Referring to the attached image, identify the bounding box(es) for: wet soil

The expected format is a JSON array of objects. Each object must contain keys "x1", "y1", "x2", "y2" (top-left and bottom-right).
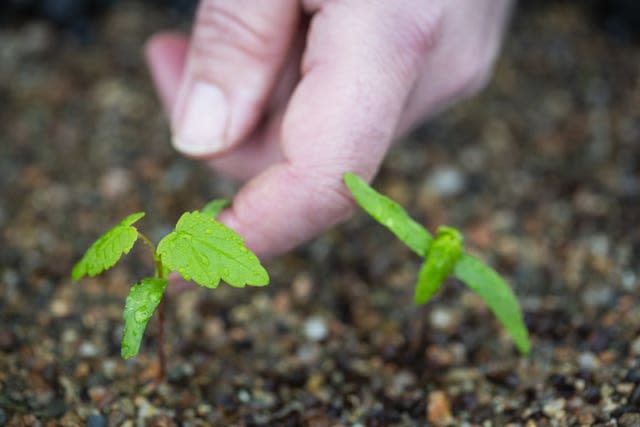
[{"x1": 1, "y1": 2, "x2": 640, "y2": 426}]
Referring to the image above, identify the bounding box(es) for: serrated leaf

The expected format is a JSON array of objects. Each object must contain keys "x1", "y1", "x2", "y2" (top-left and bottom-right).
[
  {"x1": 453, "y1": 254, "x2": 530, "y2": 354},
  {"x1": 344, "y1": 172, "x2": 432, "y2": 256},
  {"x1": 202, "y1": 199, "x2": 230, "y2": 218},
  {"x1": 157, "y1": 211, "x2": 269, "y2": 288},
  {"x1": 72, "y1": 212, "x2": 145, "y2": 280},
  {"x1": 414, "y1": 227, "x2": 463, "y2": 304},
  {"x1": 121, "y1": 277, "x2": 167, "y2": 359}
]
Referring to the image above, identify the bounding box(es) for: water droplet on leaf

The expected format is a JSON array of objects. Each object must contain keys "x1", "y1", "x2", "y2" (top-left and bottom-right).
[
  {"x1": 134, "y1": 308, "x2": 151, "y2": 322},
  {"x1": 197, "y1": 254, "x2": 210, "y2": 266}
]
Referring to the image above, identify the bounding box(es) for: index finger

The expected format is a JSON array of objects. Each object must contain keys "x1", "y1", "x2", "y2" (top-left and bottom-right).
[{"x1": 217, "y1": 1, "x2": 438, "y2": 256}]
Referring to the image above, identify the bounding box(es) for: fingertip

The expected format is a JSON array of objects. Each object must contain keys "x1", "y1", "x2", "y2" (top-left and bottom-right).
[
  {"x1": 216, "y1": 208, "x2": 270, "y2": 259},
  {"x1": 144, "y1": 32, "x2": 189, "y2": 113},
  {"x1": 144, "y1": 32, "x2": 189, "y2": 61}
]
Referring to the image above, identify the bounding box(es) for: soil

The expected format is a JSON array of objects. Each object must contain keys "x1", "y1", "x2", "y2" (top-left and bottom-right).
[{"x1": 1, "y1": 2, "x2": 640, "y2": 426}]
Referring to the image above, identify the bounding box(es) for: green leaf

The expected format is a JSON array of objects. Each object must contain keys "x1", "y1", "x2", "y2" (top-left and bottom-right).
[
  {"x1": 453, "y1": 254, "x2": 530, "y2": 354},
  {"x1": 414, "y1": 227, "x2": 463, "y2": 304},
  {"x1": 121, "y1": 277, "x2": 167, "y2": 359},
  {"x1": 72, "y1": 212, "x2": 145, "y2": 280},
  {"x1": 157, "y1": 211, "x2": 269, "y2": 288},
  {"x1": 343, "y1": 172, "x2": 432, "y2": 256},
  {"x1": 202, "y1": 199, "x2": 230, "y2": 218}
]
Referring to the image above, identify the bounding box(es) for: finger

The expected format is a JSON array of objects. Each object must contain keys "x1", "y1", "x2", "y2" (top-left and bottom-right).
[
  {"x1": 145, "y1": 32, "x2": 189, "y2": 113},
  {"x1": 217, "y1": 0, "x2": 442, "y2": 256},
  {"x1": 206, "y1": 33, "x2": 306, "y2": 180},
  {"x1": 171, "y1": 0, "x2": 299, "y2": 158},
  {"x1": 206, "y1": 109, "x2": 285, "y2": 181},
  {"x1": 397, "y1": 0, "x2": 514, "y2": 135},
  {"x1": 145, "y1": 29, "x2": 301, "y2": 181}
]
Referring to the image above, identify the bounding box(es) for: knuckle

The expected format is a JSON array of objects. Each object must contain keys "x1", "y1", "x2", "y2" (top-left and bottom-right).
[
  {"x1": 452, "y1": 51, "x2": 495, "y2": 97},
  {"x1": 193, "y1": 2, "x2": 281, "y2": 63},
  {"x1": 396, "y1": 2, "x2": 445, "y2": 57}
]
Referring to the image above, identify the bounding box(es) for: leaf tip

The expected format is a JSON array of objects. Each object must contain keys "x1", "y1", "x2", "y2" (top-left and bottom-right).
[
  {"x1": 71, "y1": 264, "x2": 84, "y2": 281},
  {"x1": 413, "y1": 295, "x2": 427, "y2": 305},
  {"x1": 252, "y1": 268, "x2": 270, "y2": 287},
  {"x1": 343, "y1": 171, "x2": 360, "y2": 189},
  {"x1": 123, "y1": 211, "x2": 146, "y2": 226},
  {"x1": 516, "y1": 335, "x2": 531, "y2": 355},
  {"x1": 413, "y1": 284, "x2": 434, "y2": 305},
  {"x1": 202, "y1": 199, "x2": 231, "y2": 218},
  {"x1": 120, "y1": 346, "x2": 136, "y2": 359}
]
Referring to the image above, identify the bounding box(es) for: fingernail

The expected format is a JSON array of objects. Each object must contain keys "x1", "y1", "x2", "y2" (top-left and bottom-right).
[{"x1": 172, "y1": 81, "x2": 228, "y2": 156}]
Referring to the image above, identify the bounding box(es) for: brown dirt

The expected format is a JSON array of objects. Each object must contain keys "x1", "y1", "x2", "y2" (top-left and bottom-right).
[{"x1": 1, "y1": 2, "x2": 640, "y2": 426}]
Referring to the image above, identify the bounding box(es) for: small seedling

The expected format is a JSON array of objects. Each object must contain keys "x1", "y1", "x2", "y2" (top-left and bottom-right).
[
  {"x1": 344, "y1": 172, "x2": 530, "y2": 354},
  {"x1": 72, "y1": 200, "x2": 269, "y2": 381}
]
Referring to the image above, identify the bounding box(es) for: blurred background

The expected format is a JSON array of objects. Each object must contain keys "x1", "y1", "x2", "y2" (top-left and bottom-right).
[{"x1": 1, "y1": 1, "x2": 640, "y2": 425}]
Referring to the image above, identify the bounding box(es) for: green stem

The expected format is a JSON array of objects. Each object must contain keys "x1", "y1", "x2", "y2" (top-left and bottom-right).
[{"x1": 137, "y1": 232, "x2": 164, "y2": 279}]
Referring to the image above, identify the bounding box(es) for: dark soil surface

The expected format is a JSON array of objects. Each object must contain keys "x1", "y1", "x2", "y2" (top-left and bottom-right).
[{"x1": 2, "y1": 2, "x2": 640, "y2": 426}]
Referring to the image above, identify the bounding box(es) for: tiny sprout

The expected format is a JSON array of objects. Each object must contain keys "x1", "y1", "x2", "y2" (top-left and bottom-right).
[
  {"x1": 344, "y1": 172, "x2": 530, "y2": 355},
  {"x1": 72, "y1": 200, "x2": 268, "y2": 381}
]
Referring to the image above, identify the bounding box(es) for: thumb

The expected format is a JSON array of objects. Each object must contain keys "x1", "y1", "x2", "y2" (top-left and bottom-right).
[{"x1": 172, "y1": 0, "x2": 299, "y2": 157}]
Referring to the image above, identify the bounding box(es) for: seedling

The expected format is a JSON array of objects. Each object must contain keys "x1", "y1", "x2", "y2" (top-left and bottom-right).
[
  {"x1": 72, "y1": 200, "x2": 269, "y2": 381},
  {"x1": 343, "y1": 172, "x2": 530, "y2": 354}
]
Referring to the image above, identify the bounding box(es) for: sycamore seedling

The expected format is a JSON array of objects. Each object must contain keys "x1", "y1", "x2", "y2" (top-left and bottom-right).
[
  {"x1": 344, "y1": 172, "x2": 530, "y2": 354},
  {"x1": 72, "y1": 200, "x2": 269, "y2": 381}
]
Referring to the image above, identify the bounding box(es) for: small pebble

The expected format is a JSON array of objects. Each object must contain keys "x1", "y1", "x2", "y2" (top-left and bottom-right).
[
  {"x1": 303, "y1": 317, "x2": 328, "y2": 341},
  {"x1": 388, "y1": 370, "x2": 416, "y2": 398},
  {"x1": 238, "y1": 390, "x2": 251, "y2": 403},
  {"x1": 74, "y1": 362, "x2": 90, "y2": 378},
  {"x1": 99, "y1": 168, "x2": 131, "y2": 199},
  {"x1": 543, "y1": 398, "x2": 566, "y2": 419},
  {"x1": 78, "y1": 342, "x2": 99, "y2": 358},
  {"x1": 306, "y1": 373, "x2": 325, "y2": 395},
  {"x1": 620, "y1": 413, "x2": 640, "y2": 427},
  {"x1": 292, "y1": 273, "x2": 313, "y2": 302},
  {"x1": 426, "y1": 166, "x2": 466, "y2": 197},
  {"x1": 196, "y1": 404, "x2": 212, "y2": 416},
  {"x1": 101, "y1": 360, "x2": 116, "y2": 378},
  {"x1": 630, "y1": 337, "x2": 640, "y2": 356},
  {"x1": 202, "y1": 317, "x2": 226, "y2": 341},
  {"x1": 297, "y1": 343, "x2": 320, "y2": 364},
  {"x1": 86, "y1": 414, "x2": 107, "y2": 427},
  {"x1": 51, "y1": 299, "x2": 72, "y2": 317},
  {"x1": 167, "y1": 363, "x2": 194, "y2": 383},
  {"x1": 427, "y1": 390, "x2": 453, "y2": 426},
  {"x1": 88, "y1": 386, "x2": 111, "y2": 406},
  {"x1": 135, "y1": 396, "x2": 158, "y2": 420},
  {"x1": 582, "y1": 286, "x2": 614, "y2": 308},
  {"x1": 146, "y1": 414, "x2": 177, "y2": 427},
  {"x1": 577, "y1": 412, "x2": 595, "y2": 425},
  {"x1": 616, "y1": 382, "x2": 634, "y2": 395},
  {"x1": 429, "y1": 307, "x2": 456, "y2": 331},
  {"x1": 578, "y1": 352, "x2": 600, "y2": 371},
  {"x1": 622, "y1": 271, "x2": 637, "y2": 291}
]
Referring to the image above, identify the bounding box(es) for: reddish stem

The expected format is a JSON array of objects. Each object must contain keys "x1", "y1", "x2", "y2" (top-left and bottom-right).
[
  {"x1": 156, "y1": 296, "x2": 166, "y2": 384},
  {"x1": 409, "y1": 305, "x2": 427, "y2": 356}
]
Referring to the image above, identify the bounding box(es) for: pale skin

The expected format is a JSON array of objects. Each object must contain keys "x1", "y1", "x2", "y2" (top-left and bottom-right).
[{"x1": 146, "y1": 0, "x2": 514, "y2": 257}]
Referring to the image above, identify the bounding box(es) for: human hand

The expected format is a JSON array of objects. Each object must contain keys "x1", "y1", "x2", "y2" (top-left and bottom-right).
[{"x1": 145, "y1": 0, "x2": 513, "y2": 257}]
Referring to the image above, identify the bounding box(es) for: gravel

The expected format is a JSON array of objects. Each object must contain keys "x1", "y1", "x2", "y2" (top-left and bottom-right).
[{"x1": 1, "y1": 1, "x2": 639, "y2": 425}]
